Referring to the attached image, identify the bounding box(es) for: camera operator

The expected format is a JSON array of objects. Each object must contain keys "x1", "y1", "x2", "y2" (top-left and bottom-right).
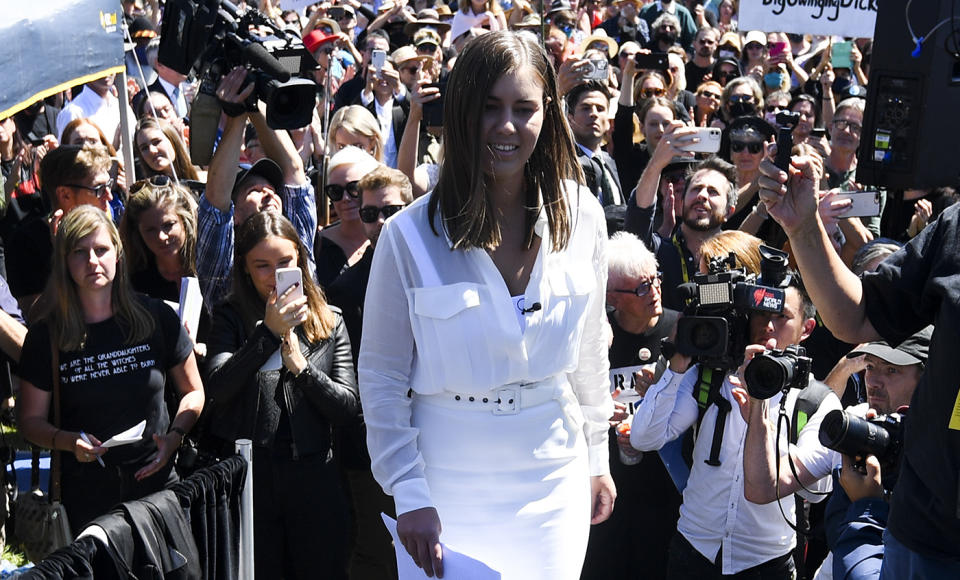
[
  {"x1": 757, "y1": 143, "x2": 960, "y2": 576},
  {"x1": 630, "y1": 273, "x2": 841, "y2": 578},
  {"x1": 815, "y1": 328, "x2": 930, "y2": 580}
]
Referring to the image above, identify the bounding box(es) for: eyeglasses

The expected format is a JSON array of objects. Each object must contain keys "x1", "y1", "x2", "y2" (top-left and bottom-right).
[
  {"x1": 65, "y1": 177, "x2": 115, "y2": 199},
  {"x1": 730, "y1": 140, "x2": 764, "y2": 154},
  {"x1": 698, "y1": 91, "x2": 721, "y2": 100},
  {"x1": 130, "y1": 174, "x2": 171, "y2": 195},
  {"x1": 640, "y1": 87, "x2": 667, "y2": 98},
  {"x1": 610, "y1": 273, "x2": 662, "y2": 297},
  {"x1": 325, "y1": 181, "x2": 361, "y2": 201},
  {"x1": 359, "y1": 204, "x2": 405, "y2": 223},
  {"x1": 729, "y1": 94, "x2": 754, "y2": 104},
  {"x1": 832, "y1": 118, "x2": 862, "y2": 135}
]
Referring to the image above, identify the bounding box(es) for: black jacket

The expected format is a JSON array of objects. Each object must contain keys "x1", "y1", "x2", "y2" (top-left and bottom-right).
[{"x1": 204, "y1": 303, "x2": 359, "y2": 460}]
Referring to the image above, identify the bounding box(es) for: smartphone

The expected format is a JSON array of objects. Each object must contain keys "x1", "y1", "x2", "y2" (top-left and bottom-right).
[
  {"x1": 835, "y1": 190, "x2": 881, "y2": 218},
  {"x1": 275, "y1": 267, "x2": 304, "y2": 301},
  {"x1": 811, "y1": 127, "x2": 826, "y2": 138},
  {"x1": 675, "y1": 127, "x2": 722, "y2": 154},
  {"x1": 422, "y1": 79, "x2": 447, "y2": 128},
  {"x1": 371, "y1": 49, "x2": 387, "y2": 73},
  {"x1": 328, "y1": 6, "x2": 345, "y2": 20},
  {"x1": 831, "y1": 41, "x2": 853, "y2": 69},
  {"x1": 635, "y1": 52, "x2": 669, "y2": 72},
  {"x1": 769, "y1": 41, "x2": 787, "y2": 57}
]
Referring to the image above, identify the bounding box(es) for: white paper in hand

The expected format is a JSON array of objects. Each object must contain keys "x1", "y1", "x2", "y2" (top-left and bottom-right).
[
  {"x1": 101, "y1": 420, "x2": 147, "y2": 448},
  {"x1": 380, "y1": 513, "x2": 501, "y2": 580}
]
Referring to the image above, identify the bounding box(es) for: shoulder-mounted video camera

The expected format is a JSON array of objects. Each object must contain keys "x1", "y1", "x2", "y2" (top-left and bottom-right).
[{"x1": 674, "y1": 245, "x2": 791, "y2": 371}]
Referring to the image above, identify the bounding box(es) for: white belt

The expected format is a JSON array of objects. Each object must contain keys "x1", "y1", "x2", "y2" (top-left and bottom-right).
[{"x1": 415, "y1": 377, "x2": 565, "y2": 416}]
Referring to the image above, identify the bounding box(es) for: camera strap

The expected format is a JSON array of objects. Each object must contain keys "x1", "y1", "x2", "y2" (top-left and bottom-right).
[{"x1": 694, "y1": 366, "x2": 729, "y2": 467}]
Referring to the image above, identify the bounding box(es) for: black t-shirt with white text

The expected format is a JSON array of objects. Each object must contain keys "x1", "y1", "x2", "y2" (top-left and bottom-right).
[{"x1": 19, "y1": 297, "x2": 192, "y2": 467}]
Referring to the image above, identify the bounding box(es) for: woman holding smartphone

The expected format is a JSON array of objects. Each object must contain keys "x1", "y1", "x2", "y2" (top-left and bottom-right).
[
  {"x1": 204, "y1": 211, "x2": 359, "y2": 579},
  {"x1": 359, "y1": 31, "x2": 615, "y2": 579}
]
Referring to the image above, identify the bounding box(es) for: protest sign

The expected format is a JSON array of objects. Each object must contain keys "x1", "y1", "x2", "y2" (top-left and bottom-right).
[{"x1": 739, "y1": 0, "x2": 878, "y2": 38}]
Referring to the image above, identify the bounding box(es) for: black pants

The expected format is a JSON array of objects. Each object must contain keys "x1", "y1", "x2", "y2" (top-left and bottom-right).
[
  {"x1": 667, "y1": 532, "x2": 796, "y2": 580},
  {"x1": 61, "y1": 458, "x2": 177, "y2": 534},
  {"x1": 253, "y1": 446, "x2": 350, "y2": 580}
]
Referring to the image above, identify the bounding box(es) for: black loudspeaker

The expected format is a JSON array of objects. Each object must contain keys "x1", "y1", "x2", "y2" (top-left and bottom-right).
[{"x1": 857, "y1": 0, "x2": 960, "y2": 189}]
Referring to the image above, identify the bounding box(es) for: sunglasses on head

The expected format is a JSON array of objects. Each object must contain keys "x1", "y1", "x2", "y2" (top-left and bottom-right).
[
  {"x1": 359, "y1": 204, "x2": 405, "y2": 223},
  {"x1": 730, "y1": 140, "x2": 764, "y2": 154},
  {"x1": 129, "y1": 174, "x2": 171, "y2": 195},
  {"x1": 325, "y1": 181, "x2": 361, "y2": 201}
]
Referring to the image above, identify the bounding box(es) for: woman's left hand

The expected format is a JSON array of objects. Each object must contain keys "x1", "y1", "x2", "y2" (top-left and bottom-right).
[
  {"x1": 281, "y1": 329, "x2": 308, "y2": 375},
  {"x1": 134, "y1": 431, "x2": 182, "y2": 481},
  {"x1": 590, "y1": 474, "x2": 616, "y2": 524}
]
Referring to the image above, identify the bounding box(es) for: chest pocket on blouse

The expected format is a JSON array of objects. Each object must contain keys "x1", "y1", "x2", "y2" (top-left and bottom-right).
[
  {"x1": 410, "y1": 282, "x2": 482, "y2": 388},
  {"x1": 544, "y1": 264, "x2": 597, "y2": 364}
]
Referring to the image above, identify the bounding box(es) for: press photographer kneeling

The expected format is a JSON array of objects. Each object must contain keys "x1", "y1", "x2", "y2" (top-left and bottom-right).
[{"x1": 629, "y1": 246, "x2": 842, "y2": 579}]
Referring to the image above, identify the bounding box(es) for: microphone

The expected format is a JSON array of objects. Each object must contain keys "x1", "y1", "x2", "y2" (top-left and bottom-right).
[
  {"x1": 519, "y1": 301, "x2": 542, "y2": 314},
  {"x1": 241, "y1": 41, "x2": 292, "y2": 82}
]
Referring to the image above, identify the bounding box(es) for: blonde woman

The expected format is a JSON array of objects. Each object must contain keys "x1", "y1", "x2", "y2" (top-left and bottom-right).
[
  {"x1": 18, "y1": 206, "x2": 204, "y2": 532},
  {"x1": 326, "y1": 105, "x2": 385, "y2": 161}
]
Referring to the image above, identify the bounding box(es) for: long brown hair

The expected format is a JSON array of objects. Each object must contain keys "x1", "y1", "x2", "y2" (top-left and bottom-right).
[
  {"x1": 231, "y1": 212, "x2": 334, "y2": 342},
  {"x1": 428, "y1": 30, "x2": 581, "y2": 252},
  {"x1": 38, "y1": 206, "x2": 153, "y2": 351},
  {"x1": 119, "y1": 180, "x2": 198, "y2": 277},
  {"x1": 134, "y1": 117, "x2": 199, "y2": 181}
]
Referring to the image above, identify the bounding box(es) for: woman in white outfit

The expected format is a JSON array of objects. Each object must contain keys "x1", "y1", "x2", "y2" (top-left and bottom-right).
[{"x1": 358, "y1": 31, "x2": 616, "y2": 579}]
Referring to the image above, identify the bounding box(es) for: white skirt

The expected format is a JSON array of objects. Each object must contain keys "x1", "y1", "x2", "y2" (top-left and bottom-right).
[{"x1": 411, "y1": 381, "x2": 591, "y2": 580}]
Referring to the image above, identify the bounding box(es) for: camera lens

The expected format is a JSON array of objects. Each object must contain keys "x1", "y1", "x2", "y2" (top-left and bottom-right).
[
  {"x1": 819, "y1": 409, "x2": 892, "y2": 459},
  {"x1": 744, "y1": 353, "x2": 795, "y2": 399},
  {"x1": 690, "y1": 321, "x2": 721, "y2": 351}
]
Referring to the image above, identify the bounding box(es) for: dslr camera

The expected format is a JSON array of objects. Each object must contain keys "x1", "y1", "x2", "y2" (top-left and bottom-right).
[
  {"x1": 819, "y1": 409, "x2": 906, "y2": 491},
  {"x1": 674, "y1": 246, "x2": 790, "y2": 370},
  {"x1": 744, "y1": 344, "x2": 812, "y2": 399}
]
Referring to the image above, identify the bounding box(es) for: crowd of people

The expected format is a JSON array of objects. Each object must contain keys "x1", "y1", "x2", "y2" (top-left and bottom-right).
[{"x1": 1, "y1": 0, "x2": 958, "y2": 578}]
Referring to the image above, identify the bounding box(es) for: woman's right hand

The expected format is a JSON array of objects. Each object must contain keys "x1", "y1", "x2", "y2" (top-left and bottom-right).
[
  {"x1": 397, "y1": 507, "x2": 444, "y2": 578},
  {"x1": 263, "y1": 285, "x2": 309, "y2": 338},
  {"x1": 651, "y1": 121, "x2": 696, "y2": 169},
  {"x1": 72, "y1": 431, "x2": 106, "y2": 463}
]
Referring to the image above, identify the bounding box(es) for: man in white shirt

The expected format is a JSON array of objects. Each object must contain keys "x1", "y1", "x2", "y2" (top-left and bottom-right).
[
  {"x1": 629, "y1": 276, "x2": 841, "y2": 579},
  {"x1": 56, "y1": 74, "x2": 125, "y2": 143}
]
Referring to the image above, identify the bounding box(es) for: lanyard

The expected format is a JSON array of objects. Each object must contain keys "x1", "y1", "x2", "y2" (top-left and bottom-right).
[{"x1": 671, "y1": 231, "x2": 692, "y2": 284}]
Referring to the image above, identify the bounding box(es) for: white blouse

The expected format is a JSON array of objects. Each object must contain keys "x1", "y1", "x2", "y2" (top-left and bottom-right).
[{"x1": 358, "y1": 183, "x2": 613, "y2": 515}]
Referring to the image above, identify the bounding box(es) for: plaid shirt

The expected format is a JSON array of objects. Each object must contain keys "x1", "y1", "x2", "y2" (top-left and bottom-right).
[{"x1": 197, "y1": 182, "x2": 317, "y2": 311}]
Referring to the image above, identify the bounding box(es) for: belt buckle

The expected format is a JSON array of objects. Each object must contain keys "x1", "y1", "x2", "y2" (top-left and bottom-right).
[{"x1": 493, "y1": 387, "x2": 520, "y2": 415}]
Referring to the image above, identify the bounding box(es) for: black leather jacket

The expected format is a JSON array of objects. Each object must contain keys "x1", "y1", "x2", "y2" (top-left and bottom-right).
[{"x1": 204, "y1": 302, "x2": 359, "y2": 460}]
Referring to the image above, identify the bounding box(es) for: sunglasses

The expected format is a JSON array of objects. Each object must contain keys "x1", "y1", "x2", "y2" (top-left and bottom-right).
[
  {"x1": 832, "y1": 118, "x2": 863, "y2": 134},
  {"x1": 66, "y1": 177, "x2": 116, "y2": 199},
  {"x1": 359, "y1": 204, "x2": 405, "y2": 223},
  {"x1": 130, "y1": 174, "x2": 171, "y2": 195},
  {"x1": 325, "y1": 181, "x2": 361, "y2": 201},
  {"x1": 641, "y1": 87, "x2": 667, "y2": 98},
  {"x1": 698, "y1": 91, "x2": 721, "y2": 100},
  {"x1": 730, "y1": 140, "x2": 764, "y2": 154},
  {"x1": 729, "y1": 94, "x2": 754, "y2": 104},
  {"x1": 417, "y1": 42, "x2": 439, "y2": 53},
  {"x1": 717, "y1": 70, "x2": 740, "y2": 80},
  {"x1": 765, "y1": 105, "x2": 785, "y2": 113},
  {"x1": 610, "y1": 272, "x2": 663, "y2": 297}
]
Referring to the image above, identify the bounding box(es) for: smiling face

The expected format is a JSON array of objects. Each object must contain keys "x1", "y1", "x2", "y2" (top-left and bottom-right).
[
  {"x1": 481, "y1": 66, "x2": 545, "y2": 191},
  {"x1": 137, "y1": 203, "x2": 185, "y2": 261},
  {"x1": 863, "y1": 355, "x2": 921, "y2": 414},
  {"x1": 681, "y1": 168, "x2": 731, "y2": 232},
  {"x1": 244, "y1": 235, "x2": 299, "y2": 302},
  {"x1": 68, "y1": 225, "x2": 117, "y2": 293},
  {"x1": 136, "y1": 127, "x2": 175, "y2": 174},
  {"x1": 234, "y1": 175, "x2": 282, "y2": 225}
]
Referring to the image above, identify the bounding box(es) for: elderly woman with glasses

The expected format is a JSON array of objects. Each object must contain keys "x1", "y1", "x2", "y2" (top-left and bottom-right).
[{"x1": 17, "y1": 206, "x2": 204, "y2": 533}]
